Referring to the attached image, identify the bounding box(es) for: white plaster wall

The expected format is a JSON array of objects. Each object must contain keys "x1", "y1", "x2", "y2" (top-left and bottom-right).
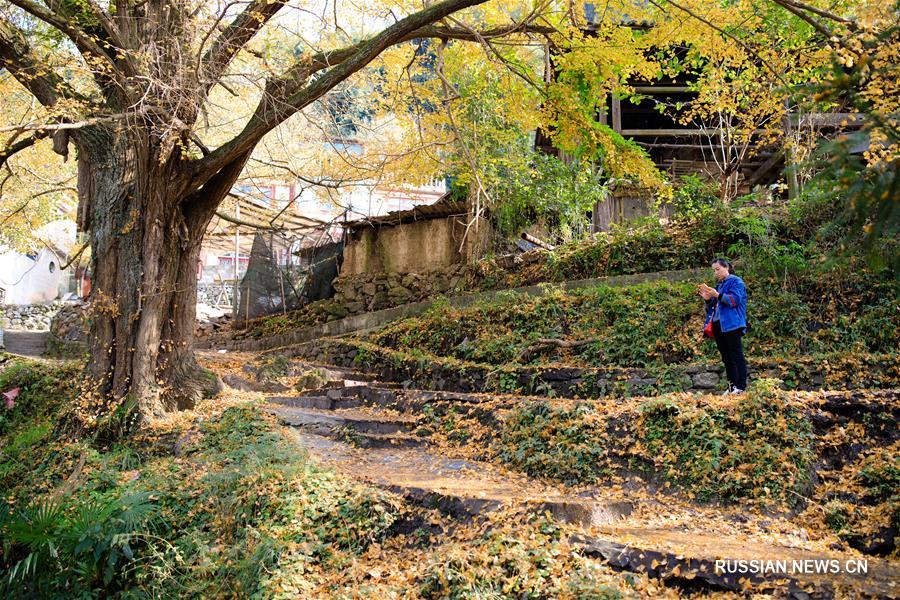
[{"x1": 0, "y1": 248, "x2": 64, "y2": 304}]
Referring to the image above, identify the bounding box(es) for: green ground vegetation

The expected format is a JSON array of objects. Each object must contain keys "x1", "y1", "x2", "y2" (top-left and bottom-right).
[{"x1": 0, "y1": 355, "x2": 653, "y2": 597}]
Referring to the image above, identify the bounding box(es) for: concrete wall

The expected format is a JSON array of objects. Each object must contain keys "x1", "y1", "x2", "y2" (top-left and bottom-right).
[
  {"x1": 342, "y1": 217, "x2": 464, "y2": 276},
  {"x1": 0, "y1": 248, "x2": 65, "y2": 305}
]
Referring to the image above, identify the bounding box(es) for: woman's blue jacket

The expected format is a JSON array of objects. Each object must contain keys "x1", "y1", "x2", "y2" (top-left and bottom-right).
[{"x1": 704, "y1": 274, "x2": 747, "y2": 334}]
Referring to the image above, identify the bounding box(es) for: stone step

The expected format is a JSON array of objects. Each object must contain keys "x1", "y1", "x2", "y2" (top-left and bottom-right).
[
  {"x1": 251, "y1": 355, "x2": 379, "y2": 382},
  {"x1": 1, "y1": 330, "x2": 49, "y2": 357},
  {"x1": 575, "y1": 529, "x2": 899, "y2": 598},
  {"x1": 285, "y1": 429, "x2": 898, "y2": 598},
  {"x1": 267, "y1": 395, "x2": 364, "y2": 410},
  {"x1": 344, "y1": 431, "x2": 427, "y2": 450},
  {"x1": 222, "y1": 373, "x2": 291, "y2": 393},
  {"x1": 284, "y1": 430, "x2": 634, "y2": 528},
  {"x1": 268, "y1": 405, "x2": 416, "y2": 435}
]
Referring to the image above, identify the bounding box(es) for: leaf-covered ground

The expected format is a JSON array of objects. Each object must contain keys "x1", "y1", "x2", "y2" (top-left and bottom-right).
[{"x1": 0, "y1": 354, "x2": 695, "y2": 598}]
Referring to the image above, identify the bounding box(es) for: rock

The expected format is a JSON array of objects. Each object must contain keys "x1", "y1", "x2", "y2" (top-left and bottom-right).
[
  {"x1": 326, "y1": 303, "x2": 350, "y2": 319},
  {"x1": 845, "y1": 526, "x2": 897, "y2": 556},
  {"x1": 692, "y1": 371, "x2": 720, "y2": 388},
  {"x1": 362, "y1": 282, "x2": 377, "y2": 296},
  {"x1": 345, "y1": 301, "x2": 365, "y2": 314},
  {"x1": 539, "y1": 367, "x2": 584, "y2": 382},
  {"x1": 295, "y1": 368, "x2": 330, "y2": 392},
  {"x1": 370, "y1": 291, "x2": 388, "y2": 309},
  {"x1": 173, "y1": 431, "x2": 200, "y2": 456}
]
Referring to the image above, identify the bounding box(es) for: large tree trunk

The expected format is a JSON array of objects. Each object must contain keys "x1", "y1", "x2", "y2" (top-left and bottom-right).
[{"x1": 80, "y1": 131, "x2": 231, "y2": 429}]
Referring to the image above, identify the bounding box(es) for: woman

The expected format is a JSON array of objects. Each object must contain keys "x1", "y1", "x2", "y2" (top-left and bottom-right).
[{"x1": 699, "y1": 257, "x2": 748, "y2": 394}]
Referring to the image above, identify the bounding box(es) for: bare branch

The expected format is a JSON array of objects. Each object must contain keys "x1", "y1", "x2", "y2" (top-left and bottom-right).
[
  {"x1": 61, "y1": 240, "x2": 90, "y2": 270},
  {"x1": 0, "y1": 113, "x2": 133, "y2": 133},
  {"x1": 200, "y1": 0, "x2": 288, "y2": 93}
]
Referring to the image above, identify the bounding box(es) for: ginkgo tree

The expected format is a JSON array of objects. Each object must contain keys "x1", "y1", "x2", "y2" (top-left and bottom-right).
[
  {"x1": 0, "y1": 0, "x2": 893, "y2": 431},
  {"x1": 0, "y1": 0, "x2": 551, "y2": 424}
]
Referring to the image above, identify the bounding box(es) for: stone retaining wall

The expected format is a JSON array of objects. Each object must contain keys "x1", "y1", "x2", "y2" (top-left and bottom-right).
[
  {"x1": 274, "y1": 337, "x2": 900, "y2": 398},
  {"x1": 331, "y1": 264, "x2": 473, "y2": 316},
  {"x1": 1, "y1": 302, "x2": 73, "y2": 331},
  {"x1": 199, "y1": 268, "x2": 705, "y2": 351},
  {"x1": 45, "y1": 303, "x2": 88, "y2": 357}
]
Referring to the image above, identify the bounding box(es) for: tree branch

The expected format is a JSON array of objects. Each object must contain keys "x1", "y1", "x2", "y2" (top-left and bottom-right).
[
  {"x1": 0, "y1": 18, "x2": 83, "y2": 108},
  {"x1": 775, "y1": 0, "x2": 855, "y2": 27},
  {"x1": 6, "y1": 0, "x2": 128, "y2": 80},
  {"x1": 200, "y1": 0, "x2": 288, "y2": 93},
  {"x1": 0, "y1": 129, "x2": 48, "y2": 168},
  {"x1": 767, "y1": 0, "x2": 834, "y2": 39},
  {"x1": 292, "y1": 22, "x2": 557, "y2": 83},
  {"x1": 214, "y1": 207, "x2": 278, "y2": 231},
  {"x1": 648, "y1": 0, "x2": 789, "y2": 86},
  {"x1": 190, "y1": 2, "x2": 552, "y2": 189},
  {"x1": 0, "y1": 113, "x2": 132, "y2": 133}
]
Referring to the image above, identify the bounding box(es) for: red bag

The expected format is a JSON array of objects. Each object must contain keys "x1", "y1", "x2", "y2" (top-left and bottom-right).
[{"x1": 703, "y1": 320, "x2": 715, "y2": 339}]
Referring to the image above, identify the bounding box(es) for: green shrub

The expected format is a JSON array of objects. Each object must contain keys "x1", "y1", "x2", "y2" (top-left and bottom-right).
[
  {"x1": 0, "y1": 356, "x2": 81, "y2": 437},
  {"x1": 0, "y1": 492, "x2": 159, "y2": 596},
  {"x1": 0, "y1": 405, "x2": 401, "y2": 597},
  {"x1": 858, "y1": 454, "x2": 900, "y2": 503},
  {"x1": 663, "y1": 174, "x2": 720, "y2": 222},
  {"x1": 498, "y1": 402, "x2": 607, "y2": 484},
  {"x1": 368, "y1": 270, "x2": 898, "y2": 371},
  {"x1": 638, "y1": 379, "x2": 814, "y2": 503}
]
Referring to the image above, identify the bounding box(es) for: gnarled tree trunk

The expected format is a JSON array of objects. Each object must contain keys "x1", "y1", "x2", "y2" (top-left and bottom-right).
[
  {"x1": 0, "y1": 0, "x2": 497, "y2": 434},
  {"x1": 79, "y1": 131, "x2": 241, "y2": 425}
]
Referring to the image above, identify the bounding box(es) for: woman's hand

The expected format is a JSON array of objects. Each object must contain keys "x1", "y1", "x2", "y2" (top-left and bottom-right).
[{"x1": 698, "y1": 284, "x2": 719, "y2": 301}]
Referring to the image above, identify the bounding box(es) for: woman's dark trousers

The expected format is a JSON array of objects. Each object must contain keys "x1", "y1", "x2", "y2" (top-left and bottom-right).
[{"x1": 713, "y1": 321, "x2": 748, "y2": 390}]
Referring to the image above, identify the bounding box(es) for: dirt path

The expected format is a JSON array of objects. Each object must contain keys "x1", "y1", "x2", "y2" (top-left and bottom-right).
[{"x1": 198, "y1": 350, "x2": 900, "y2": 597}]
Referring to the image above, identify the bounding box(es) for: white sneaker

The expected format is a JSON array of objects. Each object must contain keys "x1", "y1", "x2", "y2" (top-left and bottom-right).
[
  {"x1": 731, "y1": 388, "x2": 745, "y2": 394},
  {"x1": 722, "y1": 384, "x2": 734, "y2": 395}
]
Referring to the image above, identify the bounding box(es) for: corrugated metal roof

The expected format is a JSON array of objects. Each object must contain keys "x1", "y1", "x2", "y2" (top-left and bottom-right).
[{"x1": 343, "y1": 193, "x2": 466, "y2": 230}]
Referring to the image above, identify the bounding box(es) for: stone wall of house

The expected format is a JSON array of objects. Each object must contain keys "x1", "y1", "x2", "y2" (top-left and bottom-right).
[
  {"x1": 1, "y1": 302, "x2": 71, "y2": 331},
  {"x1": 341, "y1": 217, "x2": 465, "y2": 276},
  {"x1": 197, "y1": 282, "x2": 233, "y2": 307}
]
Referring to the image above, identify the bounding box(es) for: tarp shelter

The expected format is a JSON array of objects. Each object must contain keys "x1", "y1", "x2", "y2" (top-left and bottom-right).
[{"x1": 203, "y1": 192, "x2": 342, "y2": 322}]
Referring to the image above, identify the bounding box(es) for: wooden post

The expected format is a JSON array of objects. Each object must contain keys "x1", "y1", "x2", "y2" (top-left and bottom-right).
[
  {"x1": 611, "y1": 96, "x2": 622, "y2": 133},
  {"x1": 782, "y1": 99, "x2": 800, "y2": 200},
  {"x1": 232, "y1": 200, "x2": 240, "y2": 318}
]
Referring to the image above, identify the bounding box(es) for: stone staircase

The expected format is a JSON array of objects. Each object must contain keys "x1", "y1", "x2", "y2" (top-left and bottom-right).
[
  {"x1": 1, "y1": 330, "x2": 50, "y2": 357},
  {"x1": 238, "y1": 358, "x2": 899, "y2": 598}
]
